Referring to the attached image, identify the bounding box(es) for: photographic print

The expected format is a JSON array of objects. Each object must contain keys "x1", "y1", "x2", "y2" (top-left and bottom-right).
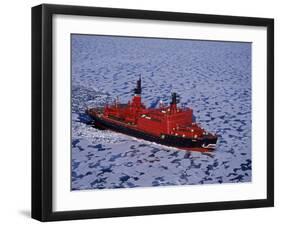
[
  {"x1": 71, "y1": 34, "x2": 252, "y2": 190},
  {"x1": 32, "y1": 4, "x2": 274, "y2": 221}
]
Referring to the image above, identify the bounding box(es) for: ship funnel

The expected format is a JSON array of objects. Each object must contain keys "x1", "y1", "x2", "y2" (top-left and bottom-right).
[{"x1": 134, "y1": 75, "x2": 142, "y2": 95}]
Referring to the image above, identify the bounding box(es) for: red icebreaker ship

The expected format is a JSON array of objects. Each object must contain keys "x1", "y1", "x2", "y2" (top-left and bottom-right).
[{"x1": 86, "y1": 77, "x2": 218, "y2": 152}]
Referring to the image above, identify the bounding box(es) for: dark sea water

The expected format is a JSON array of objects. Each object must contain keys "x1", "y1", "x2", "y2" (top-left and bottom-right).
[{"x1": 71, "y1": 34, "x2": 252, "y2": 190}]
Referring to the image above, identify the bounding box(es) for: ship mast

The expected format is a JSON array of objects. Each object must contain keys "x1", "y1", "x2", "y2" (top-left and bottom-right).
[
  {"x1": 130, "y1": 75, "x2": 143, "y2": 122},
  {"x1": 134, "y1": 75, "x2": 142, "y2": 95},
  {"x1": 170, "y1": 92, "x2": 179, "y2": 113}
]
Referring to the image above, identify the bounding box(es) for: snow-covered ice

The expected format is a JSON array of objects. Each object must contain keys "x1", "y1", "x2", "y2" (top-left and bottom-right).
[{"x1": 71, "y1": 35, "x2": 252, "y2": 190}]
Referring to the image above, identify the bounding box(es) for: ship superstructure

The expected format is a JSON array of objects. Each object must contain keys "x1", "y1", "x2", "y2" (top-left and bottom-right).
[{"x1": 86, "y1": 77, "x2": 217, "y2": 152}]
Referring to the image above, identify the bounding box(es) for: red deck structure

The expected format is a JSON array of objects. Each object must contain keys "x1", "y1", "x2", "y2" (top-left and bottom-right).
[{"x1": 86, "y1": 77, "x2": 217, "y2": 152}]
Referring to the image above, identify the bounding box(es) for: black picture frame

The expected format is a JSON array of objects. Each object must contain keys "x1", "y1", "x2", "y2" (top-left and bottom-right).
[{"x1": 32, "y1": 4, "x2": 274, "y2": 222}]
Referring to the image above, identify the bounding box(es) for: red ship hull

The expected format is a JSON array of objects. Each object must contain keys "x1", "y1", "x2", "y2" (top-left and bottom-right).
[{"x1": 87, "y1": 110, "x2": 217, "y2": 152}]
